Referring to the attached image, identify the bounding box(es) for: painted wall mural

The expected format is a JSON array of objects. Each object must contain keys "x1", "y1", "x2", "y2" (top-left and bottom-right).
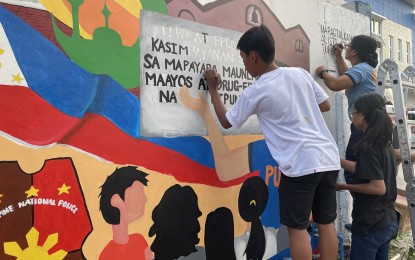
[
  {"x1": 139, "y1": 11, "x2": 260, "y2": 137},
  {"x1": 0, "y1": 0, "x2": 369, "y2": 259}
]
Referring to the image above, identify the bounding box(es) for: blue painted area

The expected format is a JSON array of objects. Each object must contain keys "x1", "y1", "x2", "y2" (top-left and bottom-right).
[
  {"x1": 88, "y1": 75, "x2": 140, "y2": 137},
  {"x1": 269, "y1": 236, "x2": 319, "y2": 260},
  {"x1": 269, "y1": 248, "x2": 291, "y2": 260},
  {"x1": 250, "y1": 140, "x2": 281, "y2": 229},
  {"x1": 345, "y1": 0, "x2": 415, "y2": 65},
  {"x1": 0, "y1": 6, "x2": 140, "y2": 137},
  {"x1": 144, "y1": 136, "x2": 216, "y2": 168}
]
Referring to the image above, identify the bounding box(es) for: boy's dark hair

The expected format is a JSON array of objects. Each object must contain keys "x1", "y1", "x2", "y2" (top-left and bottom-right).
[
  {"x1": 237, "y1": 25, "x2": 275, "y2": 63},
  {"x1": 99, "y1": 166, "x2": 148, "y2": 225},
  {"x1": 350, "y1": 35, "x2": 378, "y2": 68},
  {"x1": 353, "y1": 93, "x2": 393, "y2": 150}
]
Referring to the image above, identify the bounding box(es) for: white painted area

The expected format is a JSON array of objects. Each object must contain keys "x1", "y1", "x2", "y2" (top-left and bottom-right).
[
  {"x1": 321, "y1": 3, "x2": 370, "y2": 70},
  {"x1": 0, "y1": 23, "x2": 28, "y2": 87},
  {"x1": 0, "y1": 0, "x2": 44, "y2": 10},
  {"x1": 140, "y1": 10, "x2": 260, "y2": 137},
  {"x1": 195, "y1": 0, "x2": 217, "y2": 5}
]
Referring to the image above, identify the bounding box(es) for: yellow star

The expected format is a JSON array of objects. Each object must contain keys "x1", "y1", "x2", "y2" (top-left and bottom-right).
[
  {"x1": 0, "y1": 48, "x2": 4, "y2": 54},
  {"x1": 12, "y1": 73, "x2": 25, "y2": 84},
  {"x1": 25, "y1": 186, "x2": 39, "y2": 198},
  {"x1": 57, "y1": 183, "x2": 71, "y2": 195}
]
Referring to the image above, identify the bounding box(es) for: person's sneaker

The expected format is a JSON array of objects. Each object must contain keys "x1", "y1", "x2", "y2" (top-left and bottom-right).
[{"x1": 344, "y1": 223, "x2": 352, "y2": 231}]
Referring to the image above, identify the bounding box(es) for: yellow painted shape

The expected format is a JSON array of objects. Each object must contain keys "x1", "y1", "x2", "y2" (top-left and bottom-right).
[
  {"x1": 40, "y1": 0, "x2": 92, "y2": 39},
  {"x1": 40, "y1": 0, "x2": 142, "y2": 43},
  {"x1": 49, "y1": 250, "x2": 68, "y2": 259},
  {"x1": 115, "y1": 0, "x2": 142, "y2": 18},
  {"x1": 26, "y1": 227, "x2": 40, "y2": 248},
  {"x1": 25, "y1": 186, "x2": 40, "y2": 198},
  {"x1": 4, "y1": 241, "x2": 23, "y2": 257},
  {"x1": 12, "y1": 73, "x2": 24, "y2": 84},
  {"x1": 57, "y1": 183, "x2": 71, "y2": 195},
  {"x1": 4, "y1": 227, "x2": 67, "y2": 259},
  {"x1": 42, "y1": 232, "x2": 59, "y2": 251}
]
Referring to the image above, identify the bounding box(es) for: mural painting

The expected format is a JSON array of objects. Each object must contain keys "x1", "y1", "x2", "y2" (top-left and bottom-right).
[
  {"x1": 140, "y1": 10, "x2": 259, "y2": 137},
  {"x1": 0, "y1": 0, "x2": 369, "y2": 259}
]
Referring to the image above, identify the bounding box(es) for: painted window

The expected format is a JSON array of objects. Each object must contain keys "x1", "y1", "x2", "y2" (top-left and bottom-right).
[
  {"x1": 245, "y1": 5, "x2": 263, "y2": 26},
  {"x1": 407, "y1": 42, "x2": 411, "y2": 64},
  {"x1": 295, "y1": 39, "x2": 303, "y2": 53},
  {"x1": 178, "y1": 10, "x2": 195, "y2": 21}
]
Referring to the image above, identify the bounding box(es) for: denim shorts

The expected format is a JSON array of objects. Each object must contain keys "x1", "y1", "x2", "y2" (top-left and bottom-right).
[{"x1": 350, "y1": 218, "x2": 398, "y2": 260}]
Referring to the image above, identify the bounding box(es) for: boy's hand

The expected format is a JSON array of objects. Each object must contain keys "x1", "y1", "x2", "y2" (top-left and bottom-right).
[
  {"x1": 336, "y1": 182, "x2": 347, "y2": 191},
  {"x1": 332, "y1": 43, "x2": 343, "y2": 56},
  {"x1": 204, "y1": 69, "x2": 222, "y2": 95},
  {"x1": 315, "y1": 65, "x2": 326, "y2": 78}
]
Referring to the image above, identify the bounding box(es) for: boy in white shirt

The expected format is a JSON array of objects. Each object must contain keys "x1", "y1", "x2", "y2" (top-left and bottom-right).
[{"x1": 204, "y1": 25, "x2": 340, "y2": 260}]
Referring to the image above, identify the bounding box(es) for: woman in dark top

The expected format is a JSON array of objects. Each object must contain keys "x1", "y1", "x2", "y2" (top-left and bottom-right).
[{"x1": 337, "y1": 93, "x2": 398, "y2": 260}]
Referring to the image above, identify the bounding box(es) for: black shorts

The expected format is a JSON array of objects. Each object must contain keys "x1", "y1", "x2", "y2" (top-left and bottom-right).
[{"x1": 278, "y1": 170, "x2": 339, "y2": 229}]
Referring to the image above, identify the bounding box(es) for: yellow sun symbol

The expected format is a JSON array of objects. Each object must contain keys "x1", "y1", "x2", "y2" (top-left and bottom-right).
[{"x1": 4, "y1": 227, "x2": 67, "y2": 259}]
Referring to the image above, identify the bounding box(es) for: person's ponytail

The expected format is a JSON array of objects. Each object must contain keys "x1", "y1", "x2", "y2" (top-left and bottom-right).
[{"x1": 365, "y1": 52, "x2": 379, "y2": 68}]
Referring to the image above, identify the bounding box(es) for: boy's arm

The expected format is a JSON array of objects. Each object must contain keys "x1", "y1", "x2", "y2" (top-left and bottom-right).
[
  {"x1": 336, "y1": 180, "x2": 386, "y2": 195},
  {"x1": 322, "y1": 74, "x2": 354, "y2": 91},
  {"x1": 315, "y1": 44, "x2": 352, "y2": 91},
  {"x1": 314, "y1": 67, "x2": 354, "y2": 92},
  {"x1": 395, "y1": 149, "x2": 415, "y2": 164},
  {"x1": 318, "y1": 99, "x2": 331, "y2": 112},
  {"x1": 204, "y1": 69, "x2": 232, "y2": 129},
  {"x1": 341, "y1": 158, "x2": 356, "y2": 173},
  {"x1": 210, "y1": 92, "x2": 232, "y2": 129}
]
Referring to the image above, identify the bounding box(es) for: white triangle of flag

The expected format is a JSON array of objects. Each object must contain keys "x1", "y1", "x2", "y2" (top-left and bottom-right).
[{"x1": 0, "y1": 22, "x2": 28, "y2": 87}]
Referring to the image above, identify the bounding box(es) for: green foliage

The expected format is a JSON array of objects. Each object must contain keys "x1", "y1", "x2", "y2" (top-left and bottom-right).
[
  {"x1": 408, "y1": 247, "x2": 415, "y2": 258},
  {"x1": 389, "y1": 231, "x2": 414, "y2": 259}
]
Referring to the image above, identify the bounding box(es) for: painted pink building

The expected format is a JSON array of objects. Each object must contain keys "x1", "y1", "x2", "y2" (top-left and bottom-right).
[{"x1": 167, "y1": 0, "x2": 310, "y2": 71}]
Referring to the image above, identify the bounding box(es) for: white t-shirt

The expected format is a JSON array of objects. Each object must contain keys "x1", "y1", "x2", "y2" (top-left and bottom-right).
[{"x1": 226, "y1": 67, "x2": 340, "y2": 177}]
